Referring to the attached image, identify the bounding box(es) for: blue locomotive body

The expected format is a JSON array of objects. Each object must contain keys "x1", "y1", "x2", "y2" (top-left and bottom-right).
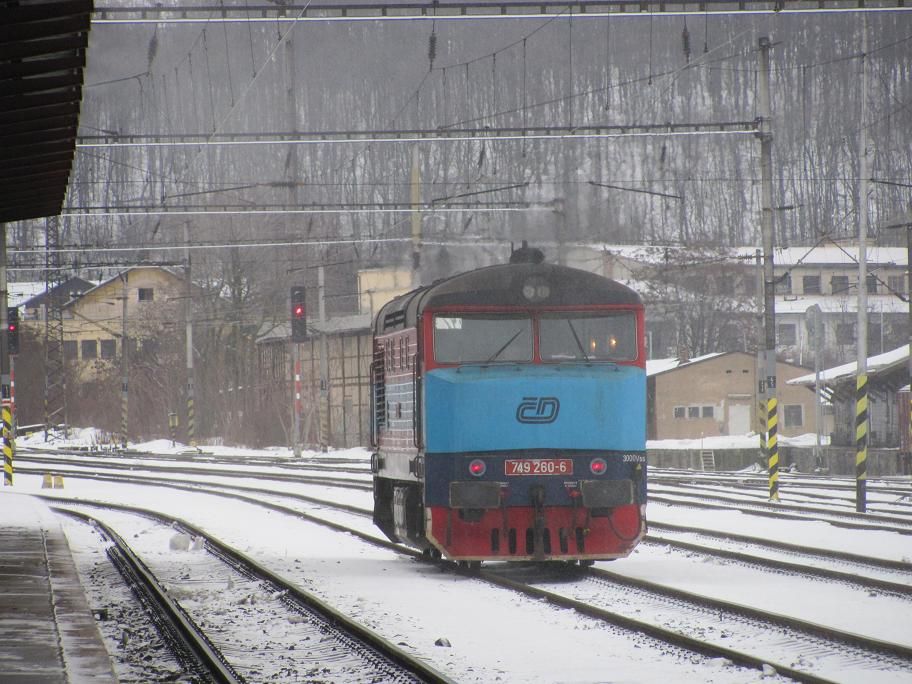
[{"x1": 371, "y1": 253, "x2": 647, "y2": 564}]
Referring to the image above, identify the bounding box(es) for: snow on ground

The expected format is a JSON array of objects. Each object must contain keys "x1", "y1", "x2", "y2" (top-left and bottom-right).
[{"x1": 6, "y1": 428, "x2": 912, "y2": 683}]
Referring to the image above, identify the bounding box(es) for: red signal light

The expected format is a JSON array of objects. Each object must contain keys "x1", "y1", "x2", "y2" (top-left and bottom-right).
[
  {"x1": 293, "y1": 303, "x2": 305, "y2": 318},
  {"x1": 590, "y1": 457, "x2": 608, "y2": 475}
]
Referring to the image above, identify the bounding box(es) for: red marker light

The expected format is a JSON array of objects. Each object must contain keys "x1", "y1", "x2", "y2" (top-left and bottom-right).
[
  {"x1": 590, "y1": 457, "x2": 608, "y2": 475},
  {"x1": 468, "y1": 459, "x2": 486, "y2": 477}
]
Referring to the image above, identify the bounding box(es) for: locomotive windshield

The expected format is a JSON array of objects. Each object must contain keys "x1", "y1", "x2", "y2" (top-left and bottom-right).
[
  {"x1": 434, "y1": 313, "x2": 533, "y2": 363},
  {"x1": 432, "y1": 310, "x2": 637, "y2": 363},
  {"x1": 539, "y1": 311, "x2": 637, "y2": 362}
]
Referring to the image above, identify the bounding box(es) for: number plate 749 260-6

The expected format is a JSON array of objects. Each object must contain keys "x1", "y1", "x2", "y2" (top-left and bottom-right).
[{"x1": 504, "y1": 459, "x2": 573, "y2": 476}]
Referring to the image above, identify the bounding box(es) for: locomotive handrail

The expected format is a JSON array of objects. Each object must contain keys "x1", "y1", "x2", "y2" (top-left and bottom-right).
[{"x1": 412, "y1": 354, "x2": 423, "y2": 450}]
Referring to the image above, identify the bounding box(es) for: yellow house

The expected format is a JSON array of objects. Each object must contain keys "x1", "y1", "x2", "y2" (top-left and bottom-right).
[{"x1": 25, "y1": 267, "x2": 191, "y2": 377}]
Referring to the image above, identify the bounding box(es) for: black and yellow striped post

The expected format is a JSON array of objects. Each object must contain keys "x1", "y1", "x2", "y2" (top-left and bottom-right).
[
  {"x1": 186, "y1": 390, "x2": 196, "y2": 448},
  {"x1": 2, "y1": 404, "x2": 13, "y2": 486},
  {"x1": 120, "y1": 378, "x2": 128, "y2": 449},
  {"x1": 767, "y1": 397, "x2": 779, "y2": 502},
  {"x1": 856, "y1": 374, "x2": 868, "y2": 513},
  {"x1": 757, "y1": 390, "x2": 767, "y2": 462}
]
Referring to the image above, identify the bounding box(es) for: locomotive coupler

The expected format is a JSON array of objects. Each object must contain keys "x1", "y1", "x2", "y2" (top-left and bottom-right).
[{"x1": 530, "y1": 485, "x2": 546, "y2": 561}]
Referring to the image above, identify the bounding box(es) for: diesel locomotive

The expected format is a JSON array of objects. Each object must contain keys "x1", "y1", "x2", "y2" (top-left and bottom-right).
[{"x1": 370, "y1": 247, "x2": 647, "y2": 566}]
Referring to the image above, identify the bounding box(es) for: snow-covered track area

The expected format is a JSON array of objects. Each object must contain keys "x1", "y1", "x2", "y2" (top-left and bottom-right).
[
  {"x1": 16, "y1": 446, "x2": 912, "y2": 682},
  {"x1": 52, "y1": 501, "x2": 451, "y2": 684}
]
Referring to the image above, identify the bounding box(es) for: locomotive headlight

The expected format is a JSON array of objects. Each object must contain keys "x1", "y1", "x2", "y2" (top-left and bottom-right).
[
  {"x1": 590, "y1": 457, "x2": 608, "y2": 475},
  {"x1": 468, "y1": 459, "x2": 487, "y2": 477},
  {"x1": 521, "y1": 277, "x2": 550, "y2": 302}
]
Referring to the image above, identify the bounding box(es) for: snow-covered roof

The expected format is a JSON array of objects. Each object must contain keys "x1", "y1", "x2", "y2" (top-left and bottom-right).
[
  {"x1": 733, "y1": 245, "x2": 906, "y2": 267},
  {"x1": 577, "y1": 243, "x2": 907, "y2": 267},
  {"x1": 788, "y1": 344, "x2": 910, "y2": 387},
  {"x1": 6, "y1": 281, "x2": 48, "y2": 308},
  {"x1": 256, "y1": 313, "x2": 372, "y2": 344},
  {"x1": 646, "y1": 352, "x2": 725, "y2": 377},
  {"x1": 775, "y1": 293, "x2": 909, "y2": 315}
]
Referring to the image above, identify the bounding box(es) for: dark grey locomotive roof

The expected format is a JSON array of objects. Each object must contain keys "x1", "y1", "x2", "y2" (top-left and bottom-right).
[{"x1": 374, "y1": 263, "x2": 642, "y2": 334}]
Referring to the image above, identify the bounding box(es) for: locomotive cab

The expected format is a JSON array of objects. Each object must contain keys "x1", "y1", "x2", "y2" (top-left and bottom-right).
[{"x1": 371, "y1": 253, "x2": 647, "y2": 564}]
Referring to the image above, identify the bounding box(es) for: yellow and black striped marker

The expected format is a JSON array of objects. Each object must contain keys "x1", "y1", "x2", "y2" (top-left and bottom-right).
[
  {"x1": 767, "y1": 397, "x2": 779, "y2": 502},
  {"x1": 187, "y1": 395, "x2": 196, "y2": 448},
  {"x1": 856, "y1": 374, "x2": 868, "y2": 512},
  {"x1": 2, "y1": 406, "x2": 13, "y2": 486}
]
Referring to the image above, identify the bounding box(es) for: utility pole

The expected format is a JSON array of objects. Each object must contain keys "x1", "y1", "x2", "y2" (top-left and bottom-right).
[
  {"x1": 806, "y1": 305, "x2": 824, "y2": 471},
  {"x1": 410, "y1": 145, "x2": 422, "y2": 287},
  {"x1": 1, "y1": 224, "x2": 12, "y2": 486},
  {"x1": 119, "y1": 273, "x2": 129, "y2": 449},
  {"x1": 285, "y1": 20, "x2": 303, "y2": 456},
  {"x1": 318, "y1": 265, "x2": 330, "y2": 451},
  {"x1": 184, "y1": 223, "x2": 196, "y2": 448},
  {"x1": 758, "y1": 36, "x2": 780, "y2": 502},
  {"x1": 855, "y1": 18, "x2": 869, "y2": 513},
  {"x1": 756, "y1": 249, "x2": 767, "y2": 463}
]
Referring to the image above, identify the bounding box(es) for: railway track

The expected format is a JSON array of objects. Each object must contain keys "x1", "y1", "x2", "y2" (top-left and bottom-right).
[
  {"x1": 54, "y1": 503, "x2": 452, "y2": 684},
  {"x1": 44, "y1": 490, "x2": 912, "y2": 684},
  {"x1": 23, "y1": 450, "x2": 912, "y2": 680},
  {"x1": 26, "y1": 459, "x2": 912, "y2": 595}
]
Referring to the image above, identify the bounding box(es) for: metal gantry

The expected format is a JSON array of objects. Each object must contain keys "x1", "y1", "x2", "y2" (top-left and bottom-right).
[{"x1": 90, "y1": 0, "x2": 912, "y2": 23}]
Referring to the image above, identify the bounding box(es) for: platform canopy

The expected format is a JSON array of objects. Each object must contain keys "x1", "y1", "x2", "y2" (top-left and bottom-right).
[{"x1": 0, "y1": 0, "x2": 92, "y2": 224}]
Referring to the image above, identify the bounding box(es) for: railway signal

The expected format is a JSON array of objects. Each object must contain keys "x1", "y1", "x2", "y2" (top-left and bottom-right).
[
  {"x1": 290, "y1": 286, "x2": 307, "y2": 342},
  {"x1": 7, "y1": 307, "x2": 19, "y2": 356}
]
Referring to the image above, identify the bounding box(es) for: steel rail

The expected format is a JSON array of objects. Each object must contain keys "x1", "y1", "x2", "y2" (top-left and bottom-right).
[
  {"x1": 53, "y1": 507, "x2": 245, "y2": 684},
  {"x1": 582, "y1": 566, "x2": 912, "y2": 666},
  {"x1": 44, "y1": 485, "x2": 912, "y2": 683},
  {"x1": 40, "y1": 494, "x2": 826, "y2": 681},
  {"x1": 648, "y1": 491, "x2": 912, "y2": 535},
  {"x1": 28, "y1": 457, "x2": 912, "y2": 586},
  {"x1": 649, "y1": 519, "x2": 912, "y2": 573},
  {"x1": 49, "y1": 500, "x2": 454, "y2": 684},
  {"x1": 642, "y1": 535, "x2": 912, "y2": 596}
]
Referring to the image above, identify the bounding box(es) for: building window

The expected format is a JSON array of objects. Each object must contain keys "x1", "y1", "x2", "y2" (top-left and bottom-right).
[
  {"x1": 674, "y1": 406, "x2": 686, "y2": 419},
  {"x1": 783, "y1": 404, "x2": 803, "y2": 428},
  {"x1": 81, "y1": 339, "x2": 97, "y2": 360},
  {"x1": 138, "y1": 287, "x2": 154, "y2": 302},
  {"x1": 836, "y1": 322, "x2": 855, "y2": 345},
  {"x1": 866, "y1": 274, "x2": 877, "y2": 294},
  {"x1": 63, "y1": 340, "x2": 77, "y2": 360},
  {"x1": 802, "y1": 275, "x2": 821, "y2": 295},
  {"x1": 702, "y1": 406, "x2": 714, "y2": 418},
  {"x1": 687, "y1": 406, "x2": 700, "y2": 419},
  {"x1": 100, "y1": 339, "x2": 116, "y2": 359},
  {"x1": 888, "y1": 275, "x2": 907, "y2": 296},
  {"x1": 775, "y1": 273, "x2": 792, "y2": 295},
  {"x1": 831, "y1": 275, "x2": 849, "y2": 294},
  {"x1": 777, "y1": 323, "x2": 797, "y2": 346}
]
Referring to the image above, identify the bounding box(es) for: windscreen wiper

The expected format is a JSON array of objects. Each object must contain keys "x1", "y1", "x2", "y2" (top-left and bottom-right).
[
  {"x1": 567, "y1": 320, "x2": 590, "y2": 361},
  {"x1": 486, "y1": 329, "x2": 523, "y2": 363}
]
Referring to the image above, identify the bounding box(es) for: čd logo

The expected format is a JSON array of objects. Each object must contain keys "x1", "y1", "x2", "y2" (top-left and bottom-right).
[{"x1": 516, "y1": 397, "x2": 560, "y2": 424}]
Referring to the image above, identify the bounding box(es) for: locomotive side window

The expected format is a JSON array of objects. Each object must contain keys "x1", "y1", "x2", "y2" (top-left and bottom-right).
[
  {"x1": 434, "y1": 313, "x2": 533, "y2": 363},
  {"x1": 539, "y1": 311, "x2": 637, "y2": 362}
]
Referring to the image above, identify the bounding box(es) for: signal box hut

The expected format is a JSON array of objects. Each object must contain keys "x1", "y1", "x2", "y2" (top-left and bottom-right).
[{"x1": 648, "y1": 351, "x2": 818, "y2": 441}]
